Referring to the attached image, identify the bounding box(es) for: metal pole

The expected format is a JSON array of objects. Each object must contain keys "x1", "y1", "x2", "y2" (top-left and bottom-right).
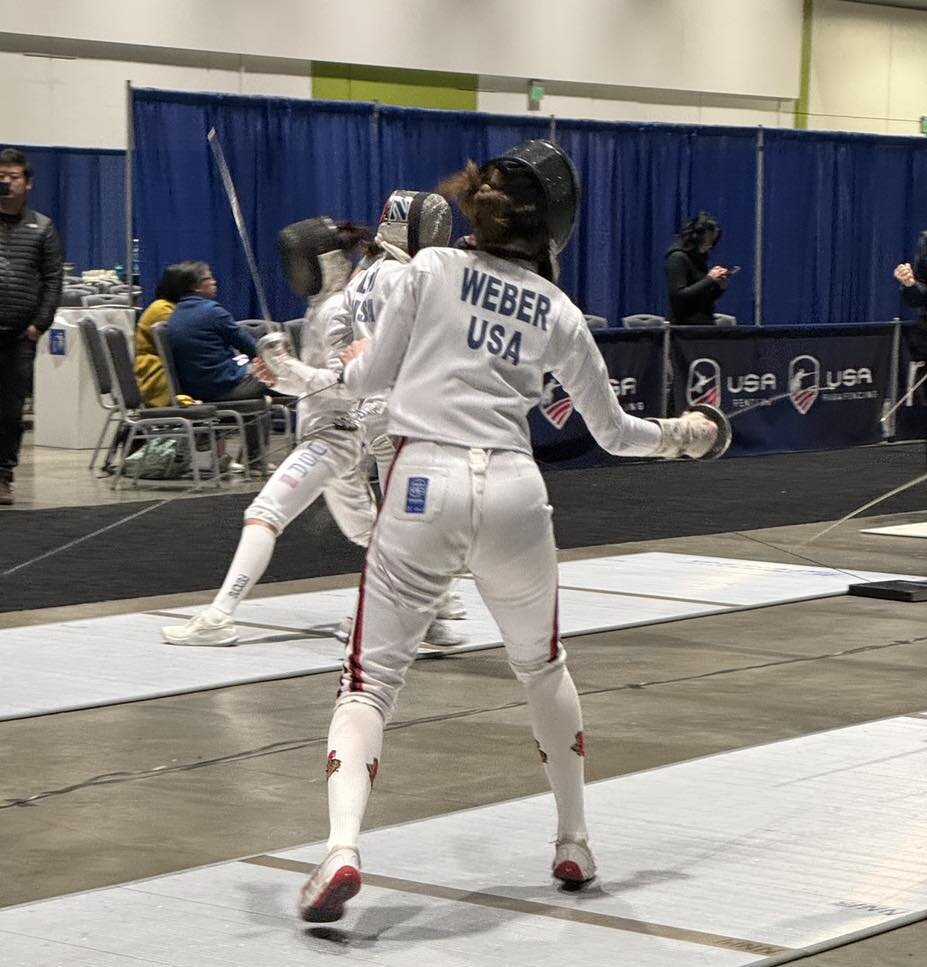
[
  {"x1": 125, "y1": 80, "x2": 134, "y2": 298},
  {"x1": 886, "y1": 321, "x2": 901, "y2": 439},
  {"x1": 754, "y1": 126, "x2": 764, "y2": 326},
  {"x1": 371, "y1": 102, "x2": 381, "y2": 217},
  {"x1": 549, "y1": 115, "x2": 556, "y2": 142}
]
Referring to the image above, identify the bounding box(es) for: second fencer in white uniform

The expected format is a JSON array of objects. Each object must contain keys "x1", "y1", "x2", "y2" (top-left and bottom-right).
[
  {"x1": 297, "y1": 141, "x2": 723, "y2": 922},
  {"x1": 160, "y1": 206, "x2": 462, "y2": 648}
]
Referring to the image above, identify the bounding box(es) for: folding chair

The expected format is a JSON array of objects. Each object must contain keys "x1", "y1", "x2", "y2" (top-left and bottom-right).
[
  {"x1": 77, "y1": 317, "x2": 125, "y2": 472},
  {"x1": 151, "y1": 321, "x2": 271, "y2": 476},
  {"x1": 102, "y1": 327, "x2": 221, "y2": 491}
]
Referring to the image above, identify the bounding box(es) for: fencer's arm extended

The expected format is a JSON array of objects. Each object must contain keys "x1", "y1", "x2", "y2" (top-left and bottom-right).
[
  {"x1": 340, "y1": 266, "x2": 416, "y2": 398},
  {"x1": 550, "y1": 317, "x2": 662, "y2": 457}
]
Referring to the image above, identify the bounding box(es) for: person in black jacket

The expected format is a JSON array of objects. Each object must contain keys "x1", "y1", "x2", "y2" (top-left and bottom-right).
[
  {"x1": 0, "y1": 147, "x2": 63, "y2": 504},
  {"x1": 665, "y1": 212, "x2": 732, "y2": 325},
  {"x1": 893, "y1": 231, "x2": 927, "y2": 406}
]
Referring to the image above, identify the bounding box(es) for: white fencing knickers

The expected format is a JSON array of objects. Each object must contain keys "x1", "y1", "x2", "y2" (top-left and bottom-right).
[
  {"x1": 245, "y1": 426, "x2": 376, "y2": 545},
  {"x1": 338, "y1": 440, "x2": 565, "y2": 720}
]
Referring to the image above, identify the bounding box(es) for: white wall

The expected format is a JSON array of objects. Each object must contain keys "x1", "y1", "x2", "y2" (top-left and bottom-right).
[
  {"x1": 477, "y1": 80, "x2": 794, "y2": 128},
  {"x1": 809, "y1": 0, "x2": 927, "y2": 134},
  {"x1": 3, "y1": 50, "x2": 312, "y2": 148},
  {"x1": 0, "y1": 0, "x2": 803, "y2": 98}
]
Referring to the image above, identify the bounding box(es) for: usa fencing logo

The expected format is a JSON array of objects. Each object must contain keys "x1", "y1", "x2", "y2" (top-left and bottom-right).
[
  {"x1": 539, "y1": 374, "x2": 574, "y2": 428},
  {"x1": 686, "y1": 358, "x2": 722, "y2": 407},
  {"x1": 789, "y1": 355, "x2": 820, "y2": 414}
]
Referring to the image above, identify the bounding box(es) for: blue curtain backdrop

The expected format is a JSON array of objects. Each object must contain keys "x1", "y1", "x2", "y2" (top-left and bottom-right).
[
  {"x1": 130, "y1": 87, "x2": 927, "y2": 325},
  {"x1": 763, "y1": 128, "x2": 927, "y2": 326},
  {"x1": 133, "y1": 89, "x2": 377, "y2": 322},
  {"x1": 553, "y1": 120, "x2": 756, "y2": 325},
  {"x1": 24, "y1": 145, "x2": 125, "y2": 274}
]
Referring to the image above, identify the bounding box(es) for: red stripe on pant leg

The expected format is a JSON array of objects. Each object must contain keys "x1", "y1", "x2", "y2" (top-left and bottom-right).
[
  {"x1": 548, "y1": 593, "x2": 560, "y2": 662},
  {"x1": 345, "y1": 437, "x2": 407, "y2": 694}
]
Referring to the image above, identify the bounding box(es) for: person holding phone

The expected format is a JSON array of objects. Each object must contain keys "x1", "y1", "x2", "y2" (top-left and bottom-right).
[{"x1": 665, "y1": 211, "x2": 733, "y2": 325}]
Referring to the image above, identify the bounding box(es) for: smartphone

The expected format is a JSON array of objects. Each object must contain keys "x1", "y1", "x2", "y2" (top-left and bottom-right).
[{"x1": 725, "y1": 265, "x2": 741, "y2": 276}]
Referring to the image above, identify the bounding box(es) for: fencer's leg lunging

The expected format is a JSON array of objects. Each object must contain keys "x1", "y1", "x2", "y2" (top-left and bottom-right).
[
  {"x1": 162, "y1": 433, "x2": 367, "y2": 647},
  {"x1": 298, "y1": 700, "x2": 383, "y2": 923}
]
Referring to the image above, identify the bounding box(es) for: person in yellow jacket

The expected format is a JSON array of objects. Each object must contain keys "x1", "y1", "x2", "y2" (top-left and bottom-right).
[{"x1": 134, "y1": 264, "x2": 196, "y2": 407}]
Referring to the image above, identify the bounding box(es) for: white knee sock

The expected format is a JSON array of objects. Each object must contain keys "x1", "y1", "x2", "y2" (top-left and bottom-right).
[
  {"x1": 523, "y1": 663, "x2": 588, "y2": 842},
  {"x1": 326, "y1": 701, "x2": 385, "y2": 851},
  {"x1": 210, "y1": 524, "x2": 277, "y2": 617}
]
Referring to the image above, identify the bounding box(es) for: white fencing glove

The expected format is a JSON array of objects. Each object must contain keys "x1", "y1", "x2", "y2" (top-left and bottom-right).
[{"x1": 648, "y1": 405, "x2": 731, "y2": 460}]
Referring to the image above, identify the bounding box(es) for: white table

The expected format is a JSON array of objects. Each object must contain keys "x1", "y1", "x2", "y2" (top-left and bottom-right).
[{"x1": 33, "y1": 307, "x2": 136, "y2": 449}]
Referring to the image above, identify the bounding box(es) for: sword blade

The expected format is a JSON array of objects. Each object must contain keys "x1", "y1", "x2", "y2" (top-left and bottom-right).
[{"x1": 207, "y1": 128, "x2": 272, "y2": 322}]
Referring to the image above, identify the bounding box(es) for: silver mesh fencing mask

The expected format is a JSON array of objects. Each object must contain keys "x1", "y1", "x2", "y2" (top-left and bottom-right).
[{"x1": 376, "y1": 190, "x2": 452, "y2": 257}]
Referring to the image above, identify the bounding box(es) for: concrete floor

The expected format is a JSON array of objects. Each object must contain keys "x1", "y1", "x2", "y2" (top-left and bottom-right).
[{"x1": 1, "y1": 439, "x2": 926, "y2": 964}]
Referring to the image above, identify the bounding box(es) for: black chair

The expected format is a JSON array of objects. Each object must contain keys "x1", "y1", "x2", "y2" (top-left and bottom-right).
[
  {"x1": 77, "y1": 317, "x2": 124, "y2": 471},
  {"x1": 151, "y1": 321, "x2": 271, "y2": 476},
  {"x1": 101, "y1": 327, "x2": 221, "y2": 490}
]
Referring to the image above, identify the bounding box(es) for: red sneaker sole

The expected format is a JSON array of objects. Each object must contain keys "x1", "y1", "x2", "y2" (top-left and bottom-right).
[
  {"x1": 301, "y1": 866, "x2": 362, "y2": 923},
  {"x1": 553, "y1": 860, "x2": 591, "y2": 884}
]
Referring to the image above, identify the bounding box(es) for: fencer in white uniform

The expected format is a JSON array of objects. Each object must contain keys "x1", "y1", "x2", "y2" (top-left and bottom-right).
[
  {"x1": 161, "y1": 203, "x2": 465, "y2": 649},
  {"x1": 297, "y1": 141, "x2": 723, "y2": 922},
  {"x1": 334, "y1": 189, "x2": 468, "y2": 630},
  {"x1": 160, "y1": 218, "x2": 379, "y2": 647}
]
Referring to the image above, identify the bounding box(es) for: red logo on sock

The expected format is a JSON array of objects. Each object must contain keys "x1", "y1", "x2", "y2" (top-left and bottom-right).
[
  {"x1": 535, "y1": 740, "x2": 548, "y2": 764},
  {"x1": 325, "y1": 750, "x2": 341, "y2": 778},
  {"x1": 571, "y1": 731, "x2": 586, "y2": 757},
  {"x1": 367, "y1": 758, "x2": 380, "y2": 786}
]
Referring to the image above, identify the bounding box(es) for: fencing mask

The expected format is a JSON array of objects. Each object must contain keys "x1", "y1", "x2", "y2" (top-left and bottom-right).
[
  {"x1": 278, "y1": 217, "x2": 353, "y2": 300},
  {"x1": 376, "y1": 190, "x2": 453, "y2": 262}
]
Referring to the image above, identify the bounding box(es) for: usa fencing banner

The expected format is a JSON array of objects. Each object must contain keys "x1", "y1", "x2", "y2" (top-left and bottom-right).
[
  {"x1": 893, "y1": 323, "x2": 927, "y2": 441},
  {"x1": 670, "y1": 325, "x2": 895, "y2": 455},
  {"x1": 530, "y1": 329, "x2": 666, "y2": 468}
]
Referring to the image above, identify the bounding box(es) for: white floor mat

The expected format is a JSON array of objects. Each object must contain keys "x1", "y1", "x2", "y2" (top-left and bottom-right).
[
  {"x1": 0, "y1": 553, "x2": 919, "y2": 721},
  {"x1": 861, "y1": 521, "x2": 927, "y2": 539},
  {"x1": 3, "y1": 714, "x2": 925, "y2": 966}
]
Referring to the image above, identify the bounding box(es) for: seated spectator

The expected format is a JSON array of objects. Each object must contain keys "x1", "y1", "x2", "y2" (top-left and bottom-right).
[
  {"x1": 166, "y1": 261, "x2": 270, "y2": 464},
  {"x1": 134, "y1": 264, "x2": 193, "y2": 407},
  {"x1": 665, "y1": 212, "x2": 733, "y2": 325}
]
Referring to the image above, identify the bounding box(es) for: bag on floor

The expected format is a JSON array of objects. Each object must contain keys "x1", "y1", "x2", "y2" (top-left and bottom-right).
[{"x1": 121, "y1": 438, "x2": 191, "y2": 479}]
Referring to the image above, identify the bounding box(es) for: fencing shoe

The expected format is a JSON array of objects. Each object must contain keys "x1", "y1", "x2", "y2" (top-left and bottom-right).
[
  {"x1": 298, "y1": 846, "x2": 361, "y2": 923},
  {"x1": 161, "y1": 609, "x2": 239, "y2": 647},
  {"x1": 552, "y1": 837, "x2": 597, "y2": 886},
  {"x1": 422, "y1": 619, "x2": 465, "y2": 647},
  {"x1": 436, "y1": 589, "x2": 467, "y2": 620}
]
